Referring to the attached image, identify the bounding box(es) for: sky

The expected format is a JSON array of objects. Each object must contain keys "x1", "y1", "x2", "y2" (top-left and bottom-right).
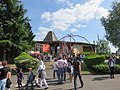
[{"x1": 20, "y1": 0, "x2": 119, "y2": 52}]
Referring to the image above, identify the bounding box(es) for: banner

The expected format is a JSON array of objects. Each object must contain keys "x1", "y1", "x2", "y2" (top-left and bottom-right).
[{"x1": 43, "y1": 44, "x2": 50, "y2": 52}]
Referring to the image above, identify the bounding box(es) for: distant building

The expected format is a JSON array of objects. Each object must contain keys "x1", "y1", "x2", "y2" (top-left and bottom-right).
[{"x1": 34, "y1": 31, "x2": 96, "y2": 55}]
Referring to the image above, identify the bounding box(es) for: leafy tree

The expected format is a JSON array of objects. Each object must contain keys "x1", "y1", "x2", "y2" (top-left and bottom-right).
[
  {"x1": 0, "y1": 0, "x2": 35, "y2": 63},
  {"x1": 101, "y1": 2, "x2": 120, "y2": 48},
  {"x1": 96, "y1": 38, "x2": 111, "y2": 54}
]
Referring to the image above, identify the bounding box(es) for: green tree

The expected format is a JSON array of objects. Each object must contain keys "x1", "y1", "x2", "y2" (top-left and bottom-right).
[
  {"x1": 96, "y1": 38, "x2": 111, "y2": 54},
  {"x1": 0, "y1": 0, "x2": 35, "y2": 63},
  {"x1": 101, "y1": 2, "x2": 120, "y2": 48}
]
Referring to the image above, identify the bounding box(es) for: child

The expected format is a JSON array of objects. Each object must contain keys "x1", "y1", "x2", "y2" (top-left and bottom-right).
[
  {"x1": 67, "y1": 61, "x2": 73, "y2": 82},
  {"x1": 14, "y1": 68, "x2": 24, "y2": 89},
  {"x1": 25, "y1": 68, "x2": 35, "y2": 89}
]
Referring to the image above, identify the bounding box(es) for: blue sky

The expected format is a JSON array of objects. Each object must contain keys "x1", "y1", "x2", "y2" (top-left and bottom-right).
[{"x1": 20, "y1": 0, "x2": 119, "y2": 52}]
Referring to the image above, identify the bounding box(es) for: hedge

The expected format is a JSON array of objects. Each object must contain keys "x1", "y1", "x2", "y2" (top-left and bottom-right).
[
  {"x1": 84, "y1": 55, "x2": 105, "y2": 67},
  {"x1": 92, "y1": 64, "x2": 120, "y2": 74},
  {"x1": 92, "y1": 64, "x2": 109, "y2": 74}
]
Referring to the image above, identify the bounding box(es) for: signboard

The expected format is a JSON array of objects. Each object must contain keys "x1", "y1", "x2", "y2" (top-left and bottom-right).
[{"x1": 43, "y1": 44, "x2": 50, "y2": 52}]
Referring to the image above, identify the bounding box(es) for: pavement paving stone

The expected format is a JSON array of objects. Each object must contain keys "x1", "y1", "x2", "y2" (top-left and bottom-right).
[{"x1": 11, "y1": 69, "x2": 120, "y2": 90}]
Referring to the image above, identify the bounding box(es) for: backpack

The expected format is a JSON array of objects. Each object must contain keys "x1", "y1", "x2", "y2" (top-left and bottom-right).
[
  {"x1": 67, "y1": 67, "x2": 71, "y2": 73},
  {"x1": 6, "y1": 78, "x2": 12, "y2": 88},
  {"x1": 30, "y1": 72, "x2": 36, "y2": 81}
]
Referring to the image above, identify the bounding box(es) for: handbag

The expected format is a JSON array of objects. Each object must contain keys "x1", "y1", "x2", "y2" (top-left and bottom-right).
[{"x1": 6, "y1": 78, "x2": 12, "y2": 88}]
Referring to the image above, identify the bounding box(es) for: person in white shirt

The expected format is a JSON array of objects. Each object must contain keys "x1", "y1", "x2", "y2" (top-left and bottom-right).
[
  {"x1": 56, "y1": 57, "x2": 65, "y2": 84},
  {"x1": 52, "y1": 58, "x2": 58, "y2": 79},
  {"x1": 63, "y1": 55, "x2": 68, "y2": 81},
  {"x1": 36, "y1": 59, "x2": 49, "y2": 89}
]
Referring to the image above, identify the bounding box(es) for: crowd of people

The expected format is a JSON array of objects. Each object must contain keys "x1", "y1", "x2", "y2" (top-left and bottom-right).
[
  {"x1": 0, "y1": 54, "x2": 118, "y2": 90},
  {"x1": 0, "y1": 58, "x2": 49, "y2": 90},
  {"x1": 0, "y1": 53, "x2": 85, "y2": 90},
  {"x1": 35, "y1": 53, "x2": 84, "y2": 90},
  {"x1": 51, "y1": 54, "x2": 84, "y2": 90}
]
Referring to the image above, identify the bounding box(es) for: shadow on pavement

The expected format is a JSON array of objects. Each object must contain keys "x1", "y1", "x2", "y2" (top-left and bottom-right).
[
  {"x1": 52, "y1": 88, "x2": 63, "y2": 90},
  {"x1": 66, "y1": 88, "x2": 74, "y2": 90},
  {"x1": 92, "y1": 76, "x2": 110, "y2": 81},
  {"x1": 47, "y1": 78, "x2": 60, "y2": 85}
]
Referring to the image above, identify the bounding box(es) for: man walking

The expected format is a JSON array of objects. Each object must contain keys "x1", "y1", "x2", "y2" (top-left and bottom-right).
[
  {"x1": 63, "y1": 55, "x2": 68, "y2": 82},
  {"x1": 73, "y1": 56, "x2": 84, "y2": 90}
]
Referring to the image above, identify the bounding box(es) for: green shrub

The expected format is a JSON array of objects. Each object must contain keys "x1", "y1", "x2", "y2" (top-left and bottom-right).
[
  {"x1": 84, "y1": 55, "x2": 105, "y2": 67},
  {"x1": 92, "y1": 64, "x2": 109, "y2": 74},
  {"x1": 115, "y1": 64, "x2": 120, "y2": 73},
  {"x1": 92, "y1": 64, "x2": 120, "y2": 74},
  {"x1": 14, "y1": 52, "x2": 39, "y2": 71}
]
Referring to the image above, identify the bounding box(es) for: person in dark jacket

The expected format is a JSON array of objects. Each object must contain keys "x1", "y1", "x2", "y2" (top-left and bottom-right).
[
  {"x1": 25, "y1": 68, "x2": 35, "y2": 89},
  {"x1": 14, "y1": 68, "x2": 24, "y2": 89},
  {"x1": 73, "y1": 57, "x2": 84, "y2": 90}
]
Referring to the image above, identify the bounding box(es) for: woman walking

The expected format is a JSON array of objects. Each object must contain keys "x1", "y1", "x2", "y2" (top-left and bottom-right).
[
  {"x1": 108, "y1": 56, "x2": 116, "y2": 79},
  {"x1": 36, "y1": 59, "x2": 49, "y2": 89}
]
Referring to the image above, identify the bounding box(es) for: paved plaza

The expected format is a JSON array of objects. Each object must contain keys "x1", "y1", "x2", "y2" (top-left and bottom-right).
[{"x1": 10, "y1": 69, "x2": 120, "y2": 90}]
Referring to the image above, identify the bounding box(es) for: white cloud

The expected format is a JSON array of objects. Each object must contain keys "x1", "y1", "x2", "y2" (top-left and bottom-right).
[
  {"x1": 70, "y1": 28, "x2": 78, "y2": 33},
  {"x1": 41, "y1": 0, "x2": 108, "y2": 32},
  {"x1": 94, "y1": 7, "x2": 109, "y2": 19},
  {"x1": 52, "y1": 9, "x2": 76, "y2": 23},
  {"x1": 73, "y1": 0, "x2": 108, "y2": 21},
  {"x1": 41, "y1": 12, "x2": 51, "y2": 22},
  {"x1": 74, "y1": 24, "x2": 87, "y2": 28},
  {"x1": 56, "y1": 0, "x2": 73, "y2": 6},
  {"x1": 38, "y1": 0, "x2": 109, "y2": 40},
  {"x1": 52, "y1": 21, "x2": 70, "y2": 31}
]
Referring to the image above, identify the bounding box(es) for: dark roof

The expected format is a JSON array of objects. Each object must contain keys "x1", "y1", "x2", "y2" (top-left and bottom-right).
[{"x1": 43, "y1": 31, "x2": 58, "y2": 41}]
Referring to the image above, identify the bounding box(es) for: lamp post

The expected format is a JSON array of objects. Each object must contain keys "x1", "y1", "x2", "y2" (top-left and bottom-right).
[{"x1": 68, "y1": 33, "x2": 72, "y2": 57}]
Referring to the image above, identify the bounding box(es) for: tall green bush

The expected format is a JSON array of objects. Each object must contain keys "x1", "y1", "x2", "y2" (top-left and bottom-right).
[
  {"x1": 92, "y1": 64, "x2": 120, "y2": 74},
  {"x1": 84, "y1": 55, "x2": 105, "y2": 67},
  {"x1": 14, "y1": 52, "x2": 39, "y2": 71}
]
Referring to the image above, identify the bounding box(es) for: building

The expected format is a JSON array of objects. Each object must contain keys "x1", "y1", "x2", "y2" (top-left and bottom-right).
[{"x1": 34, "y1": 31, "x2": 96, "y2": 55}]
